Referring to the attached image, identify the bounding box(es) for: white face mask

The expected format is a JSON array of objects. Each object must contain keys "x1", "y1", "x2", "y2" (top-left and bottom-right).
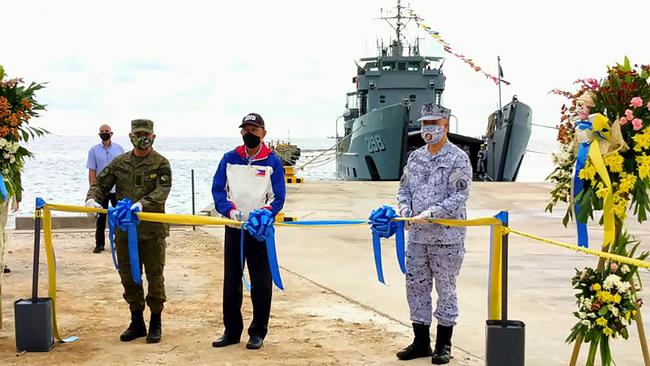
[{"x1": 421, "y1": 124, "x2": 445, "y2": 144}]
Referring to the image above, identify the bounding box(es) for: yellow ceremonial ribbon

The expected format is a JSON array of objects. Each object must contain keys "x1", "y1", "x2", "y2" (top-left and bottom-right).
[
  {"x1": 588, "y1": 115, "x2": 616, "y2": 249},
  {"x1": 39, "y1": 200, "x2": 649, "y2": 338},
  {"x1": 45, "y1": 203, "x2": 240, "y2": 227},
  {"x1": 505, "y1": 227, "x2": 650, "y2": 270},
  {"x1": 42, "y1": 203, "x2": 507, "y2": 335},
  {"x1": 41, "y1": 207, "x2": 62, "y2": 340}
]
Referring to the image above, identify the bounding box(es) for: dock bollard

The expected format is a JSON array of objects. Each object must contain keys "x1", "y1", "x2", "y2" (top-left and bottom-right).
[
  {"x1": 485, "y1": 211, "x2": 525, "y2": 365},
  {"x1": 14, "y1": 205, "x2": 55, "y2": 352},
  {"x1": 284, "y1": 166, "x2": 303, "y2": 184}
]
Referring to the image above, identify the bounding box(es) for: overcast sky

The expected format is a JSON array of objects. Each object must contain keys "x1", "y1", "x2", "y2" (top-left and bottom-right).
[{"x1": 3, "y1": 0, "x2": 649, "y2": 140}]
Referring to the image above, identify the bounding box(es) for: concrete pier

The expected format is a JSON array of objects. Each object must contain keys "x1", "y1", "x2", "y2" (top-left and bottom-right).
[{"x1": 203, "y1": 181, "x2": 650, "y2": 365}]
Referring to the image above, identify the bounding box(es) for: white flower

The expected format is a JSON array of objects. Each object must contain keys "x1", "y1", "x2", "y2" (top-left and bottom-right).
[
  {"x1": 587, "y1": 313, "x2": 597, "y2": 319},
  {"x1": 617, "y1": 281, "x2": 631, "y2": 294},
  {"x1": 603, "y1": 274, "x2": 622, "y2": 291},
  {"x1": 9, "y1": 155, "x2": 15, "y2": 164},
  {"x1": 0, "y1": 138, "x2": 7, "y2": 148},
  {"x1": 9, "y1": 142, "x2": 19, "y2": 153},
  {"x1": 608, "y1": 305, "x2": 619, "y2": 317},
  {"x1": 581, "y1": 320, "x2": 591, "y2": 327},
  {"x1": 621, "y1": 265, "x2": 630, "y2": 274},
  {"x1": 2, "y1": 169, "x2": 8, "y2": 175},
  {"x1": 583, "y1": 298, "x2": 593, "y2": 308},
  {"x1": 2, "y1": 153, "x2": 9, "y2": 159},
  {"x1": 578, "y1": 312, "x2": 586, "y2": 319}
]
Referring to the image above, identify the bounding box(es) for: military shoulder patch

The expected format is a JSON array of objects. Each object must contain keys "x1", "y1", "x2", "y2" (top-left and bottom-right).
[
  {"x1": 455, "y1": 179, "x2": 468, "y2": 191},
  {"x1": 158, "y1": 166, "x2": 172, "y2": 187}
]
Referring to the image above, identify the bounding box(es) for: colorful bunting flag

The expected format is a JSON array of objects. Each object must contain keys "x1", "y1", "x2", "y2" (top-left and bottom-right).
[{"x1": 409, "y1": 9, "x2": 510, "y2": 86}]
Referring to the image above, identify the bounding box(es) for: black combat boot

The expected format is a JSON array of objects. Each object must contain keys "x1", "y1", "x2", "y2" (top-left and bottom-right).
[
  {"x1": 396, "y1": 323, "x2": 433, "y2": 360},
  {"x1": 431, "y1": 324, "x2": 453, "y2": 364},
  {"x1": 146, "y1": 313, "x2": 162, "y2": 343},
  {"x1": 120, "y1": 311, "x2": 147, "y2": 342}
]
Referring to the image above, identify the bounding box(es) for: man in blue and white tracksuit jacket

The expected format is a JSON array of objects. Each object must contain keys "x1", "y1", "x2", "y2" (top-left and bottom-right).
[{"x1": 211, "y1": 113, "x2": 286, "y2": 350}]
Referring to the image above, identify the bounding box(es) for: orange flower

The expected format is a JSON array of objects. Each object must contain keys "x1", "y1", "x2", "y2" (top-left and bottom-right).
[
  {"x1": 21, "y1": 98, "x2": 31, "y2": 109},
  {"x1": 0, "y1": 96, "x2": 10, "y2": 118},
  {"x1": 11, "y1": 128, "x2": 20, "y2": 139},
  {"x1": 0, "y1": 126, "x2": 10, "y2": 138},
  {"x1": 16, "y1": 110, "x2": 29, "y2": 123},
  {"x1": 8, "y1": 113, "x2": 19, "y2": 127}
]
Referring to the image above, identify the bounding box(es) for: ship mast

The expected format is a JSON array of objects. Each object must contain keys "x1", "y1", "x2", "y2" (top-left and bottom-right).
[
  {"x1": 380, "y1": 0, "x2": 417, "y2": 56},
  {"x1": 395, "y1": 0, "x2": 404, "y2": 43}
]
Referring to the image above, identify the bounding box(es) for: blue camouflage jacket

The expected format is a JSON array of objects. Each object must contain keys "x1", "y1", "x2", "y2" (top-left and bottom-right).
[{"x1": 397, "y1": 142, "x2": 472, "y2": 245}]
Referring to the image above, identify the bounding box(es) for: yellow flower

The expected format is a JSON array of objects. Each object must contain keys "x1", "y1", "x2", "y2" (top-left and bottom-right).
[
  {"x1": 633, "y1": 128, "x2": 650, "y2": 152},
  {"x1": 604, "y1": 152, "x2": 624, "y2": 173},
  {"x1": 625, "y1": 311, "x2": 631, "y2": 321},
  {"x1": 618, "y1": 173, "x2": 637, "y2": 194},
  {"x1": 592, "y1": 283, "x2": 602, "y2": 291},
  {"x1": 603, "y1": 326, "x2": 614, "y2": 336},
  {"x1": 612, "y1": 196, "x2": 629, "y2": 220},
  {"x1": 579, "y1": 163, "x2": 597, "y2": 181},
  {"x1": 595, "y1": 182, "x2": 609, "y2": 200},
  {"x1": 596, "y1": 290, "x2": 616, "y2": 303},
  {"x1": 596, "y1": 316, "x2": 608, "y2": 327},
  {"x1": 637, "y1": 154, "x2": 650, "y2": 179},
  {"x1": 613, "y1": 294, "x2": 622, "y2": 304}
]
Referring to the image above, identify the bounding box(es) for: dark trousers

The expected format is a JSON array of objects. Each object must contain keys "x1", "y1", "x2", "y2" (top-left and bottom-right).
[
  {"x1": 96, "y1": 193, "x2": 117, "y2": 247},
  {"x1": 223, "y1": 226, "x2": 272, "y2": 339},
  {"x1": 116, "y1": 234, "x2": 167, "y2": 313}
]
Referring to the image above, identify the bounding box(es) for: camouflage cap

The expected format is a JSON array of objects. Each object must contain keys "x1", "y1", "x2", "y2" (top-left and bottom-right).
[
  {"x1": 417, "y1": 103, "x2": 451, "y2": 121},
  {"x1": 131, "y1": 119, "x2": 154, "y2": 134}
]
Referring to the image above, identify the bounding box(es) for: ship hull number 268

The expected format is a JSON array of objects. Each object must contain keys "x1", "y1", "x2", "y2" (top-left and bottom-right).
[{"x1": 365, "y1": 135, "x2": 386, "y2": 153}]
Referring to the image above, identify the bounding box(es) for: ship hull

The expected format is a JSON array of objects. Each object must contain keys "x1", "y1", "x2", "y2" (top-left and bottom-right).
[{"x1": 336, "y1": 103, "x2": 409, "y2": 180}]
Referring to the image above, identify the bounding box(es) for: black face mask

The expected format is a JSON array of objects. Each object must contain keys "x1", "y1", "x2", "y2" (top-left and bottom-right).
[
  {"x1": 99, "y1": 132, "x2": 111, "y2": 141},
  {"x1": 243, "y1": 132, "x2": 261, "y2": 149}
]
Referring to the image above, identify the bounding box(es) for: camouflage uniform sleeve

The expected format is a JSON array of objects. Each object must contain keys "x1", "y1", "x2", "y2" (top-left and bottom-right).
[
  {"x1": 86, "y1": 159, "x2": 117, "y2": 202},
  {"x1": 140, "y1": 158, "x2": 172, "y2": 211},
  {"x1": 427, "y1": 153, "x2": 472, "y2": 219},
  {"x1": 396, "y1": 160, "x2": 412, "y2": 214}
]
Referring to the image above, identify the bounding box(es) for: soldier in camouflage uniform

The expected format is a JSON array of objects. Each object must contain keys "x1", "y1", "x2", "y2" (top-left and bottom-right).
[
  {"x1": 86, "y1": 119, "x2": 171, "y2": 344},
  {"x1": 395, "y1": 104, "x2": 472, "y2": 364}
]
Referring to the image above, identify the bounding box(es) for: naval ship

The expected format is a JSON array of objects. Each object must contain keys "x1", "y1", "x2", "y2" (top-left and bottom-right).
[{"x1": 335, "y1": 1, "x2": 532, "y2": 181}]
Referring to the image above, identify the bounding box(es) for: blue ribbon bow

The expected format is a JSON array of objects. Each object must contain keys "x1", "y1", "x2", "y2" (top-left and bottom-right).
[
  {"x1": 368, "y1": 205, "x2": 406, "y2": 284},
  {"x1": 241, "y1": 208, "x2": 284, "y2": 290},
  {"x1": 574, "y1": 120, "x2": 592, "y2": 248},
  {"x1": 108, "y1": 198, "x2": 142, "y2": 284}
]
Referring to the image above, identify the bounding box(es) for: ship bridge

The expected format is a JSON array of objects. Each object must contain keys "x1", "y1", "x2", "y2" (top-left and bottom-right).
[{"x1": 348, "y1": 41, "x2": 446, "y2": 127}]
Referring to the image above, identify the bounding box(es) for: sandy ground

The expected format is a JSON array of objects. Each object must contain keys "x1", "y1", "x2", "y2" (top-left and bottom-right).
[{"x1": 0, "y1": 228, "x2": 479, "y2": 365}]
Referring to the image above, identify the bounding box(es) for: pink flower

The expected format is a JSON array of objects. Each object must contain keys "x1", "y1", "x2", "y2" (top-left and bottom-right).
[
  {"x1": 632, "y1": 118, "x2": 644, "y2": 131},
  {"x1": 620, "y1": 117, "x2": 629, "y2": 126},
  {"x1": 586, "y1": 78, "x2": 599, "y2": 89},
  {"x1": 610, "y1": 262, "x2": 619, "y2": 272},
  {"x1": 630, "y1": 97, "x2": 644, "y2": 108},
  {"x1": 647, "y1": 101, "x2": 650, "y2": 111},
  {"x1": 625, "y1": 109, "x2": 635, "y2": 121}
]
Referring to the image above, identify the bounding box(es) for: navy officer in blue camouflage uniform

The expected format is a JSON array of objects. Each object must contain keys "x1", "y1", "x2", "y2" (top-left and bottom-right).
[{"x1": 395, "y1": 103, "x2": 472, "y2": 364}]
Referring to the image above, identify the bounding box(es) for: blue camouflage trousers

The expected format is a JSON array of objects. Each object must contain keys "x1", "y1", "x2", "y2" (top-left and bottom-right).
[{"x1": 406, "y1": 242, "x2": 465, "y2": 327}]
